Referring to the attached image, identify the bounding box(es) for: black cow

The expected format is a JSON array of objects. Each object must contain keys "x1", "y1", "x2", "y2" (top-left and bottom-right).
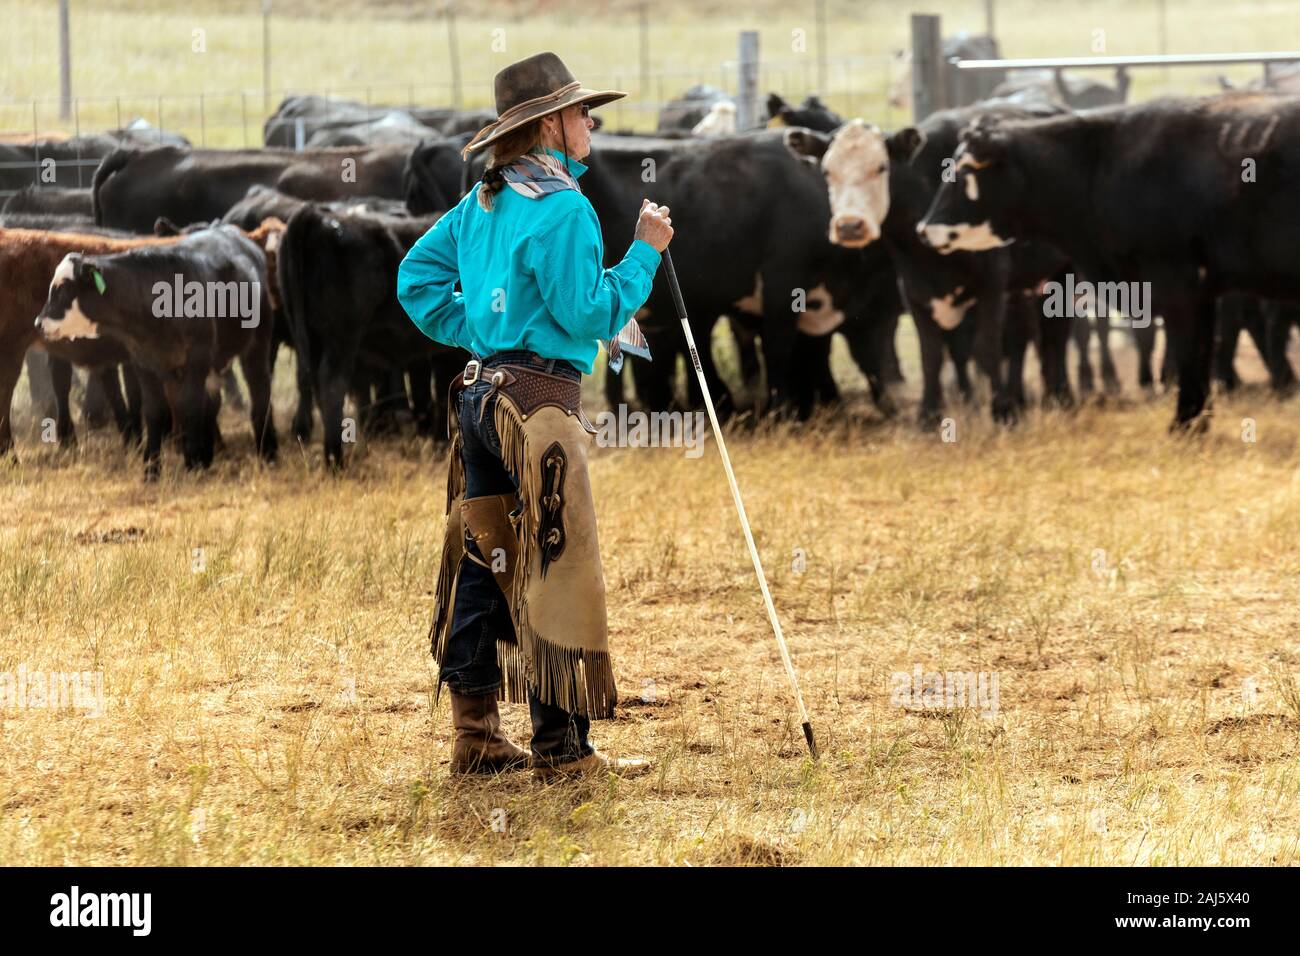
[
  {"x1": 36, "y1": 225, "x2": 277, "y2": 477},
  {"x1": 767, "y1": 94, "x2": 844, "y2": 133},
  {"x1": 264, "y1": 95, "x2": 495, "y2": 147},
  {"x1": 786, "y1": 101, "x2": 1073, "y2": 426},
  {"x1": 918, "y1": 92, "x2": 1300, "y2": 429},
  {"x1": 92, "y1": 144, "x2": 411, "y2": 233},
  {"x1": 277, "y1": 204, "x2": 463, "y2": 468},
  {"x1": 218, "y1": 185, "x2": 411, "y2": 442},
  {"x1": 1, "y1": 186, "x2": 93, "y2": 218},
  {"x1": 576, "y1": 129, "x2": 900, "y2": 417}
]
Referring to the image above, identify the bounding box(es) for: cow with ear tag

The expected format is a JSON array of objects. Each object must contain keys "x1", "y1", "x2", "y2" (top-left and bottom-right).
[
  {"x1": 37, "y1": 224, "x2": 278, "y2": 479},
  {"x1": 786, "y1": 100, "x2": 1075, "y2": 426}
]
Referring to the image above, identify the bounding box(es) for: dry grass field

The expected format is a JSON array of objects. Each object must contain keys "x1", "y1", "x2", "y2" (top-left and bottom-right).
[{"x1": 2, "y1": 325, "x2": 1299, "y2": 866}]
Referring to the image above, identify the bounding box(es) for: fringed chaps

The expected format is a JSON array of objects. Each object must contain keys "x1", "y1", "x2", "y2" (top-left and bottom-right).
[{"x1": 429, "y1": 367, "x2": 616, "y2": 719}]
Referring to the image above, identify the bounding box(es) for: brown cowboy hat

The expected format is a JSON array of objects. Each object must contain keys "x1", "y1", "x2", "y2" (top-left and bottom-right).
[{"x1": 461, "y1": 52, "x2": 626, "y2": 155}]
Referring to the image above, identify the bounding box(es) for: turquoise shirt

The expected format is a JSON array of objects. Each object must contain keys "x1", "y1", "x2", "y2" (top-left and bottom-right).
[{"x1": 396, "y1": 146, "x2": 662, "y2": 375}]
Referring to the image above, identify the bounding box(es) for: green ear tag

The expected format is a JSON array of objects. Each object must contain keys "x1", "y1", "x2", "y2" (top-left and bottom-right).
[{"x1": 92, "y1": 269, "x2": 106, "y2": 295}]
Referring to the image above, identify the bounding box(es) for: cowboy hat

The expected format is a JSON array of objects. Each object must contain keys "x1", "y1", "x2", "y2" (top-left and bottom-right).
[{"x1": 462, "y1": 52, "x2": 626, "y2": 154}]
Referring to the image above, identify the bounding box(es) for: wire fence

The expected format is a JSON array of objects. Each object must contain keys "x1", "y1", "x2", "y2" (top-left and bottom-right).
[{"x1": 0, "y1": 52, "x2": 902, "y2": 198}]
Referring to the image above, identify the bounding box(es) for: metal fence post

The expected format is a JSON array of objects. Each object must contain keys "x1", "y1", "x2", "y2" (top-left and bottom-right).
[
  {"x1": 737, "y1": 30, "x2": 759, "y2": 131},
  {"x1": 815, "y1": 0, "x2": 827, "y2": 94},
  {"x1": 263, "y1": 0, "x2": 272, "y2": 114},
  {"x1": 910, "y1": 13, "x2": 944, "y2": 123},
  {"x1": 639, "y1": 1, "x2": 649, "y2": 99},
  {"x1": 446, "y1": 1, "x2": 463, "y2": 110},
  {"x1": 59, "y1": 0, "x2": 72, "y2": 120}
]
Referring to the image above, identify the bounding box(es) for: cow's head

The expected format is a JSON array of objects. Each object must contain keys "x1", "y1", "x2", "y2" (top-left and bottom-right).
[
  {"x1": 767, "y1": 93, "x2": 843, "y2": 133},
  {"x1": 917, "y1": 122, "x2": 1020, "y2": 254},
  {"x1": 784, "y1": 119, "x2": 924, "y2": 248},
  {"x1": 36, "y1": 253, "x2": 104, "y2": 341}
]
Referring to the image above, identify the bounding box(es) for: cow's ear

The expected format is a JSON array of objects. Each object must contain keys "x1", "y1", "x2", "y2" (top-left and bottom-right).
[
  {"x1": 783, "y1": 126, "x2": 830, "y2": 163},
  {"x1": 887, "y1": 127, "x2": 926, "y2": 163},
  {"x1": 967, "y1": 126, "x2": 1009, "y2": 163},
  {"x1": 766, "y1": 92, "x2": 787, "y2": 118},
  {"x1": 75, "y1": 257, "x2": 105, "y2": 294}
]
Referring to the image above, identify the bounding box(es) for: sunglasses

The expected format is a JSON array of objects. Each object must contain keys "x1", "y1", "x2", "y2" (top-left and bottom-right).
[{"x1": 577, "y1": 103, "x2": 591, "y2": 118}]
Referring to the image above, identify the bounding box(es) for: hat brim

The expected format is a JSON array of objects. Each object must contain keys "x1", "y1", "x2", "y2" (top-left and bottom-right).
[{"x1": 463, "y1": 88, "x2": 627, "y2": 153}]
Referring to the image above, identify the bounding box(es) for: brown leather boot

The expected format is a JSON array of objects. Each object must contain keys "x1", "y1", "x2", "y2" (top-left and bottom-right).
[
  {"x1": 532, "y1": 748, "x2": 653, "y2": 781},
  {"x1": 450, "y1": 692, "x2": 531, "y2": 774}
]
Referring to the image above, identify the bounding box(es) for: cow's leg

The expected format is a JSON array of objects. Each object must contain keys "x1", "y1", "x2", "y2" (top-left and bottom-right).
[
  {"x1": 881, "y1": 312, "x2": 904, "y2": 384},
  {"x1": 1264, "y1": 301, "x2": 1298, "y2": 393},
  {"x1": 240, "y1": 340, "x2": 279, "y2": 464},
  {"x1": 1038, "y1": 307, "x2": 1075, "y2": 409},
  {"x1": 24, "y1": 351, "x2": 57, "y2": 422},
  {"x1": 1153, "y1": 273, "x2": 1214, "y2": 430},
  {"x1": 1073, "y1": 314, "x2": 1095, "y2": 395},
  {"x1": 138, "y1": 370, "x2": 168, "y2": 481},
  {"x1": 48, "y1": 357, "x2": 77, "y2": 449},
  {"x1": 290, "y1": 344, "x2": 314, "y2": 442},
  {"x1": 0, "y1": 346, "x2": 25, "y2": 459},
  {"x1": 96, "y1": 365, "x2": 132, "y2": 439},
  {"x1": 82, "y1": 370, "x2": 113, "y2": 430},
  {"x1": 1096, "y1": 310, "x2": 1120, "y2": 395},
  {"x1": 1240, "y1": 297, "x2": 1272, "y2": 383},
  {"x1": 1131, "y1": 320, "x2": 1156, "y2": 392},
  {"x1": 913, "y1": 309, "x2": 946, "y2": 428},
  {"x1": 121, "y1": 363, "x2": 143, "y2": 447},
  {"x1": 840, "y1": 311, "x2": 897, "y2": 418},
  {"x1": 318, "y1": 351, "x2": 355, "y2": 470},
  {"x1": 945, "y1": 322, "x2": 976, "y2": 404},
  {"x1": 790, "y1": 332, "x2": 833, "y2": 421},
  {"x1": 1002, "y1": 295, "x2": 1029, "y2": 410},
  {"x1": 730, "y1": 315, "x2": 763, "y2": 394},
  {"x1": 1213, "y1": 295, "x2": 1244, "y2": 392},
  {"x1": 1159, "y1": 324, "x2": 1178, "y2": 387},
  {"x1": 407, "y1": 357, "x2": 435, "y2": 437},
  {"x1": 970, "y1": 289, "x2": 1017, "y2": 424},
  {"x1": 369, "y1": 367, "x2": 407, "y2": 435},
  {"x1": 760, "y1": 276, "x2": 800, "y2": 417},
  {"x1": 176, "y1": 365, "x2": 215, "y2": 470}
]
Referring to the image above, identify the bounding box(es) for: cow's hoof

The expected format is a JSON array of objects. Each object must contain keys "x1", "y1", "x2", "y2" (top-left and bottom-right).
[{"x1": 992, "y1": 399, "x2": 1019, "y2": 426}]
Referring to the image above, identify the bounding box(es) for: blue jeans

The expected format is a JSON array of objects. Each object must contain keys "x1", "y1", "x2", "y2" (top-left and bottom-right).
[{"x1": 438, "y1": 350, "x2": 595, "y2": 762}]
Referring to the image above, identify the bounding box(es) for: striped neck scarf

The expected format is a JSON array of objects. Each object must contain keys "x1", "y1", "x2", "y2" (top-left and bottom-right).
[
  {"x1": 500, "y1": 147, "x2": 580, "y2": 198},
  {"x1": 493, "y1": 146, "x2": 652, "y2": 372}
]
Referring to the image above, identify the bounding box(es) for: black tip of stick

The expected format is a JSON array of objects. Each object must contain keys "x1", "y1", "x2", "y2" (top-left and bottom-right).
[{"x1": 802, "y1": 721, "x2": 819, "y2": 760}]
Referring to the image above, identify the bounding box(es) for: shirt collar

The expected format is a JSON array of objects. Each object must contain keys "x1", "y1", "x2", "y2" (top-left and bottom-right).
[{"x1": 542, "y1": 146, "x2": 587, "y2": 179}]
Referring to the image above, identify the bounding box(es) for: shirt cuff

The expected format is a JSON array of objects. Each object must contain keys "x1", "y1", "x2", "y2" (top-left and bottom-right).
[{"x1": 625, "y1": 238, "x2": 662, "y2": 275}]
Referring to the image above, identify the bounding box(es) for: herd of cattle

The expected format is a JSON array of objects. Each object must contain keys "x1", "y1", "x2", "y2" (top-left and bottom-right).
[{"x1": 3, "y1": 81, "x2": 1299, "y2": 479}]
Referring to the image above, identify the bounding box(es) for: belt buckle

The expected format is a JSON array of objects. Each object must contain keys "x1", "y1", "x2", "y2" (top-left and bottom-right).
[{"x1": 462, "y1": 359, "x2": 481, "y2": 386}]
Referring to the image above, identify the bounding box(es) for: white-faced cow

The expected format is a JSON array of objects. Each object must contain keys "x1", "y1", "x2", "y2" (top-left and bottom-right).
[
  {"x1": 36, "y1": 224, "x2": 278, "y2": 478},
  {"x1": 785, "y1": 101, "x2": 1074, "y2": 426}
]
